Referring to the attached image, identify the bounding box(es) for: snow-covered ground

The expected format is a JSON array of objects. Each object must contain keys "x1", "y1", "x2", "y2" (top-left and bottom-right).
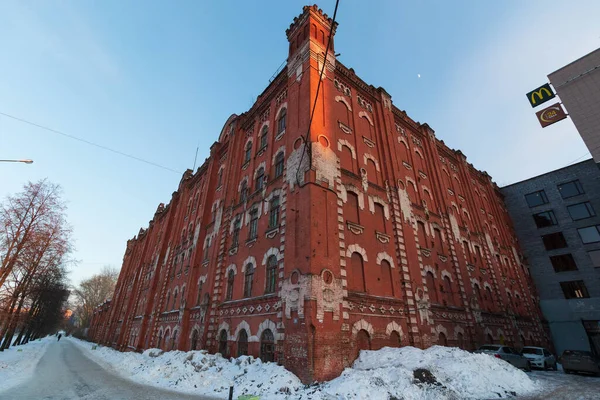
[
  {"x1": 520, "y1": 369, "x2": 600, "y2": 400},
  {"x1": 69, "y1": 338, "x2": 544, "y2": 400},
  {"x1": 0, "y1": 336, "x2": 52, "y2": 393}
]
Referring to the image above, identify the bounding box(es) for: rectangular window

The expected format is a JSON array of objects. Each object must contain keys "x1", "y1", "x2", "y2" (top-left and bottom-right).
[
  {"x1": 231, "y1": 218, "x2": 241, "y2": 248},
  {"x1": 578, "y1": 225, "x2": 600, "y2": 244},
  {"x1": 549, "y1": 254, "x2": 578, "y2": 272},
  {"x1": 249, "y1": 210, "x2": 258, "y2": 240},
  {"x1": 533, "y1": 210, "x2": 557, "y2": 228},
  {"x1": 525, "y1": 190, "x2": 549, "y2": 207},
  {"x1": 542, "y1": 232, "x2": 568, "y2": 250},
  {"x1": 560, "y1": 280, "x2": 590, "y2": 299},
  {"x1": 588, "y1": 249, "x2": 600, "y2": 268},
  {"x1": 558, "y1": 180, "x2": 584, "y2": 199},
  {"x1": 567, "y1": 202, "x2": 596, "y2": 221}
]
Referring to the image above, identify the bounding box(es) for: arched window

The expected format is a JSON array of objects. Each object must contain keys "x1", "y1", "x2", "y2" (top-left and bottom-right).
[
  {"x1": 244, "y1": 264, "x2": 254, "y2": 298},
  {"x1": 359, "y1": 115, "x2": 373, "y2": 139},
  {"x1": 344, "y1": 191, "x2": 360, "y2": 224},
  {"x1": 244, "y1": 141, "x2": 252, "y2": 164},
  {"x1": 266, "y1": 255, "x2": 277, "y2": 294},
  {"x1": 157, "y1": 331, "x2": 163, "y2": 349},
  {"x1": 231, "y1": 217, "x2": 241, "y2": 248},
  {"x1": 226, "y1": 270, "x2": 235, "y2": 301},
  {"x1": 269, "y1": 196, "x2": 280, "y2": 228},
  {"x1": 434, "y1": 228, "x2": 443, "y2": 252},
  {"x1": 196, "y1": 281, "x2": 203, "y2": 306},
  {"x1": 191, "y1": 329, "x2": 199, "y2": 351},
  {"x1": 374, "y1": 203, "x2": 386, "y2": 233},
  {"x1": 340, "y1": 145, "x2": 354, "y2": 172},
  {"x1": 164, "y1": 330, "x2": 170, "y2": 351},
  {"x1": 260, "y1": 329, "x2": 275, "y2": 362},
  {"x1": 217, "y1": 168, "x2": 223, "y2": 187},
  {"x1": 389, "y1": 331, "x2": 401, "y2": 347},
  {"x1": 355, "y1": 329, "x2": 371, "y2": 361},
  {"x1": 172, "y1": 288, "x2": 179, "y2": 309},
  {"x1": 457, "y1": 332, "x2": 465, "y2": 349},
  {"x1": 172, "y1": 330, "x2": 178, "y2": 350},
  {"x1": 474, "y1": 283, "x2": 482, "y2": 303},
  {"x1": 219, "y1": 329, "x2": 228, "y2": 357},
  {"x1": 349, "y1": 252, "x2": 366, "y2": 292},
  {"x1": 259, "y1": 126, "x2": 268, "y2": 150},
  {"x1": 485, "y1": 286, "x2": 494, "y2": 311},
  {"x1": 274, "y1": 152, "x2": 284, "y2": 178},
  {"x1": 443, "y1": 276, "x2": 454, "y2": 305},
  {"x1": 366, "y1": 159, "x2": 378, "y2": 185},
  {"x1": 417, "y1": 221, "x2": 428, "y2": 248},
  {"x1": 463, "y1": 241, "x2": 472, "y2": 263},
  {"x1": 438, "y1": 332, "x2": 448, "y2": 346},
  {"x1": 486, "y1": 333, "x2": 494, "y2": 344},
  {"x1": 238, "y1": 330, "x2": 248, "y2": 356},
  {"x1": 165, "y1": 291, "x2": 171, "y2": 312},
  {"x1": 255, "y1": 167, "x2": 265, "y2": 191},
  {"x1": 240, "y1": 180, "x2": 248, "y2": 203},
  {"x1": 180, "y1": 286, "x2": 186, "y2": 308},
  {"x1": 380, "y1": 260, "x2": 393, "y2": 297},
  {"x1": 277, "y1": 108, "x2": 287, "y2": 135},
  {"x1": 249, "y1": 208, "x2": 259, "y2": 239},
  {"x1": 426, "y1": 272, "x2": 438, "y2": 303}
]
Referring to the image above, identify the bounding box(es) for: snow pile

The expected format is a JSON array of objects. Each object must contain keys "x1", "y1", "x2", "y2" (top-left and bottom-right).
[
  {"x1": 306, "y1": 346, "x2": 538, "y2": 400},
  {"x1": 0, "y1": 336, "x2": 52, "y2": 393},
  {"x1": 70, "y1": 338, "x2": 539, "y2": 400},
  {"x1": 69, "y1": 338, "x2": 302, "y2": 399}
]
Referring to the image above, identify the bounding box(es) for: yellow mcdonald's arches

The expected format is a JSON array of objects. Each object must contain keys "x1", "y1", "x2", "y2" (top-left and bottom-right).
[{"x1": 530, "y1": 87, "x2": 552, "y2": 104}]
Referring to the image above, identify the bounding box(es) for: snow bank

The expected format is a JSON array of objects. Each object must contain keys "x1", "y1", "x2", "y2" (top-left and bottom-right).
[
  {"x1": 0, "y1": 336, "x2": 52, "y2": 393},
  {"x1": 69, "y1": 338, "x2": 539, "y2": 400},
  {"x1": 305, "y1": 346, "x2": 538, "y2": 400},
  {"x1": 69, "y1": 338, "x2": 302, "y2": 399}
]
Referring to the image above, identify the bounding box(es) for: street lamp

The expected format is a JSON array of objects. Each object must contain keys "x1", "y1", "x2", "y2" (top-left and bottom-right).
[{"x1": 0, "y1": 159, "x2": 33, "y2": 164}]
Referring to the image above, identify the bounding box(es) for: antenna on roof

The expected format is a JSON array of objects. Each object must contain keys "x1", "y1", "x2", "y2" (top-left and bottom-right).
[{"x1": 192, "y1": 145, "x2": 199, "y2": 170}]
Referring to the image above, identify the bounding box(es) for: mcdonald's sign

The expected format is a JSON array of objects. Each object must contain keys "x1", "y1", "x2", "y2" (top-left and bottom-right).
[
  {"x1": 526, "y1": 83, "x2": 555, "y2": 107},
  {"x1": 535, "y1": 102, "x2": 567, "y2": 128}
]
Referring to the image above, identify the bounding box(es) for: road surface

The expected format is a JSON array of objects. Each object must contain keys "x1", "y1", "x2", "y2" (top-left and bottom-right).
[
  {"x1": 518, "y1": 368, "x2": 600, "y2": 400},
  {"x1": 0, "y1": 340, "x2": 219, "y2": 399}
]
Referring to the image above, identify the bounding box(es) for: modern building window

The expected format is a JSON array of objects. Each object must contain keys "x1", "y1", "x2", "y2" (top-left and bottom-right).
[
  {"x1": 533, "y1": 210, "x2": 558, "y2": 228},
  {"x1": 525, "y1": 190, "x2": 549, "y2": 207},
  {"x1": 226, "y1": 270, "x2": 234, "y2": 301},
  {"x1": 587, "y1": 249, "x2": 600, "y2": 268},
  {"x1": 549, "y1": 254, "x2": 578, "y2": 272},
  {"x1": 244, "y1": 264, "x2": 254, "y2": 298},
  {"x1": 578, "y1": 225, "x2": 600, "y2": 244},
  {"x1": 265, "y1": 255, "x2": 277, "y2": 294},
  {"x1": 567, "y1": 202, "x2": 596, "y2": 221},
  {"x1": 269, "y1": 196, "x2": 280, "y2": 228},
  {"x1": 542, "y1": 232, "x2": 568, "y2": 250},
  {"x1": 244, "y1": 141, "x2": 252, "y2": 164},
  {"x1": 274, "y1": 152, "x2": 284, "y2": 178},
  {"x1": 560, "y1": 280, "x2": 590, "y2": 299},
  {"x1": 558, "y1": 180, "x2": 584, "y2": 199},
  {"x1": 259, "y1": 126, "x2": 268, "y2": 150},
  {"x1": 249, "y1": 209, "x2": 259, "y2": 240},
  {"x1": 277, "y1": 108, "x2": 287, "y2": 135},
  {"x1": 255, "y1": 167, "x2": 265, "y2": 191}
]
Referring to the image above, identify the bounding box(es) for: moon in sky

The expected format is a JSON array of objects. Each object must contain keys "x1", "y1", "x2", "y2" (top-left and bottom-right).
[{"x1": 417, "y1": 74, "x2": 421, "y2": 78}]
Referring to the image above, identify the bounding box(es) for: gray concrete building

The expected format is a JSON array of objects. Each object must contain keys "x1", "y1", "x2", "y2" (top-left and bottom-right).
[
  {"x1": 548, "y1": 48, "x2": 600, "y2": 162},
  {"x1": 502, "y1": 159, "x2": 600, "y2": 356}
]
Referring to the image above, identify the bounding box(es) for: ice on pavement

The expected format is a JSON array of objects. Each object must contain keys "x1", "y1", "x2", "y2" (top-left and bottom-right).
[
  {"x1": 70, "y1": 338, "x2": 539, "y2": 399},
  {"x1": 0, "y1": 336, "x2": 52, "y2": 393}
]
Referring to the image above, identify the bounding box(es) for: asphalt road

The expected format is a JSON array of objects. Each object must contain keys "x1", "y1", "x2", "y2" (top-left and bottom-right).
[
  {"x1": 518, "y1": 368, "x2": 600, "y2": 400},
  {"x1": 0, "y1": 340, "x2": 218, "y2": 400}
]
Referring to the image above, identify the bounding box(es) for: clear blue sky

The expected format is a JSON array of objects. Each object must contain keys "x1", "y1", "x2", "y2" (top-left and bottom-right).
[{"x1": 1, "y1": 0, "x2": 599, "y2": 286}]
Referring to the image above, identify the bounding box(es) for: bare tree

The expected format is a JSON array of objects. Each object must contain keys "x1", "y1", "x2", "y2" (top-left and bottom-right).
[
  {"x1": 0, "y1": 180, "x2": 72, "y2": 350},
  {"x1": 72, "y1": 266, "x2": 119, "y2": 330}
]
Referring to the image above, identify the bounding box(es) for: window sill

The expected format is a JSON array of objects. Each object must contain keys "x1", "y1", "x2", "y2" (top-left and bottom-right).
[
  {"x1": 265, "y1": 226, "x2": 280, "y2": 238},
  {"x1": 229, "y1": 245, "x2": 239, "y2": 256},
  {"x1": 246, "y1": 237, "x2": 257, "y2": 247},
  {"x1": 275, "y1": 131, "x2": 285, "y2": 141},
  {"x1": 242, "y1": 161, "x2": 250, "y2": 170},
  {"x1": 375, "y1": 231, "x2": 390, "y2": 244},
  {"x1": 347, "y1": 221, "x2": 364, "y2": 235},
  {"x1": 256, "y1": 145, "x2": 268, "y2": 157}
]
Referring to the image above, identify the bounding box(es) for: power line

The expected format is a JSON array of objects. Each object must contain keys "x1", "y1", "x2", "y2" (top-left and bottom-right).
[{"x1": 0, "y1": 111, "x2": 183, "y2": 174}]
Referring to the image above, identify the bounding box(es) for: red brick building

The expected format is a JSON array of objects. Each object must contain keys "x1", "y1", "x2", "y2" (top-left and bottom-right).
[{"x1": 89, "y1": 5, "x2": 549, "y2": 383}]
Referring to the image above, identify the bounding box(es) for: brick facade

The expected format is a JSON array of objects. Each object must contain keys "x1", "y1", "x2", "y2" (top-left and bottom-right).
[{"x1": 88, "y1": 5, "x2": 549, "y2": 383}]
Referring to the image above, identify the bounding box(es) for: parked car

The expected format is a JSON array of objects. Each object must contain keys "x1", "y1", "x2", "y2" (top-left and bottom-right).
[
  {"x1": 521, "y1": 346, "x2": 557, "y2": 370},
  {"x1": 474, "y1": 345, "x2": 532, "y2": 371},
  {"x1": 559, "y1": 350, "x2": 600, "y2": 376}
]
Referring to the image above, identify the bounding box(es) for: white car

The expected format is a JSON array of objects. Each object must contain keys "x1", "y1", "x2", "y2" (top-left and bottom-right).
[{"x1": 521, "y1": 346, "x2": 557, "y2": 370}]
